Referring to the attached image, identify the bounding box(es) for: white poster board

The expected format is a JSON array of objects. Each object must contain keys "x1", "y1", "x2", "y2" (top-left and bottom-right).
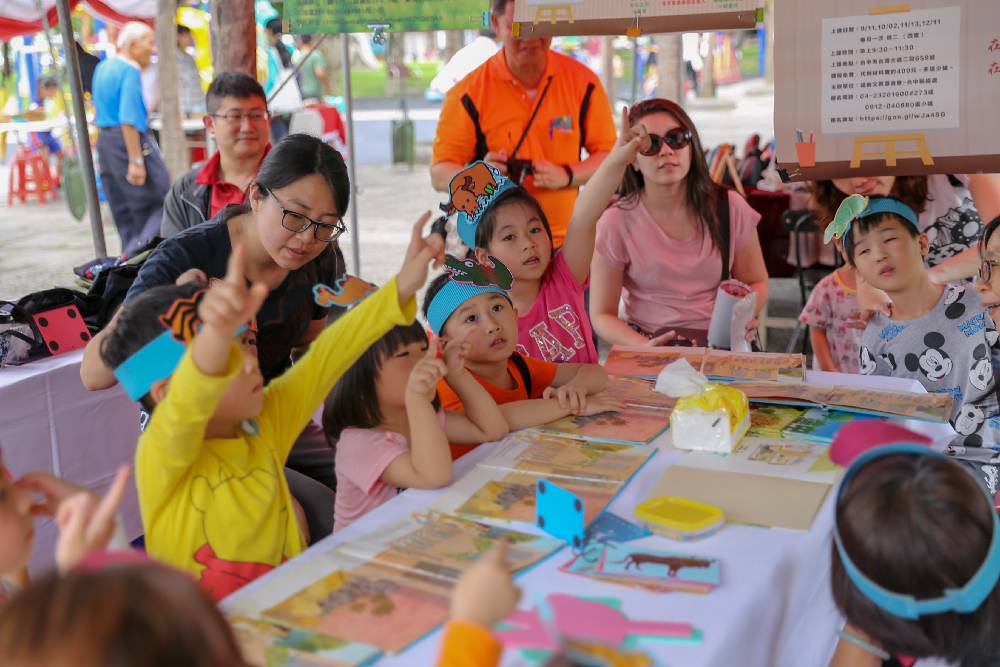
[
  {"x1": 775, "y1": 0, "x2": 1000, "y2": 180},
  {"x1": 514, "y1": 0, "x2": 760, "y2": 37}
]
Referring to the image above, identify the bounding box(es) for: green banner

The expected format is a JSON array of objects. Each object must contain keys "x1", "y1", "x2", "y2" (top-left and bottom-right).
[{"x1": 284, "y1": 0, "x2": 489, "y2": 34}]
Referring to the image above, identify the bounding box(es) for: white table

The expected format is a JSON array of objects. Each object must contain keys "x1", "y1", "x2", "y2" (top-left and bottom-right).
[
  {"x1": 224, "y1": 373, "x2": 956, "y2": 667},
  {"x1": 0, "y1": 350, "x2": 142, "y2": 574}
]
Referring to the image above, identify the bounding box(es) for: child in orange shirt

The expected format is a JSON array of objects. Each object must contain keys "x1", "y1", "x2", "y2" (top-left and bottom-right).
[{"x1": 423, "y1": 256, "x2": 620, "y2": 458}]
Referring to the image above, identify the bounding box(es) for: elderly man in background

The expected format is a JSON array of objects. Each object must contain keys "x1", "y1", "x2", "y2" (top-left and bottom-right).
[
  {"x1": 431, "y1": 0, "x2": 615, "y2": 247},
  {"x1": 92, "y1": 21, "x2": 170, "y2": 255}
]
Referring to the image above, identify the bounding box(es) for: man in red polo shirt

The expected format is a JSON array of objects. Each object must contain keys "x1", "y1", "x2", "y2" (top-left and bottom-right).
[{"x1": 160, "y1": 72, "x2": 271, "y2": 237}]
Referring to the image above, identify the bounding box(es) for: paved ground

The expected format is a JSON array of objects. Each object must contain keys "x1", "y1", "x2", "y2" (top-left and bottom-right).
[{"x1": 0, "y1": 80, "x2": 798, "y2": 350}]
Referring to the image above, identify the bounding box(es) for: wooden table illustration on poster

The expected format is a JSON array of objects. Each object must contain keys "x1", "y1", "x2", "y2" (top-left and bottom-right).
[
  {"x1": 514, "y1": 0, "x2": 761, "y2": 37},
  {"x1": 774, "y1": 0, "x2": 1000, "y2": 181}
]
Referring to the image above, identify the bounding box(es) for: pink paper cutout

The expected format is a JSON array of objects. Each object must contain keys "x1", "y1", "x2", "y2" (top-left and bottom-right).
[
  {"x1": 830, "y1": 421, "x2": 932, "y2": 467},
  {"x1": 545, "y1": 594, "x2": 693, "y2": 644},
  {"x1": 495, "y1": 608, "x2": 560, "y2": 651}
]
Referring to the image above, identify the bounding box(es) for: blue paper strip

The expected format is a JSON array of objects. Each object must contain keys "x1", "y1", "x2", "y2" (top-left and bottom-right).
[{"x1": 114, "y1": 330, "x2": 187, "y2": 401}]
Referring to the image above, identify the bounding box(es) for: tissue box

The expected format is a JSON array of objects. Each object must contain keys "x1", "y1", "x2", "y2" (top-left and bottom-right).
[{"x1": 670, "y1": 383, "x2": 749, "y2": 453}]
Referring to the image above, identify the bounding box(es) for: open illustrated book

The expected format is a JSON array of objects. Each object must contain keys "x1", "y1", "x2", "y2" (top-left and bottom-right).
[
  {"x1": 604, "y1": 345, "x2": 807, "y2": 383},
  {"x1": 225, "y1": 512, "x2": 563, "y2": 664},
  {"x1": 433, "y1": 431, "x2": 657, "y2": 527}
]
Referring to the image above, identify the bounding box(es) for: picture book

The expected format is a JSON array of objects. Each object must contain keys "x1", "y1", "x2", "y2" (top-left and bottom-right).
[
  {"x1": 748, "y1": 405, "x2": 808, "y2": 438},
  {"x1": 782, "y1": 408, "x2": 882, "y2": 444},
  {"x1": 604, "y1": 346, "x2": 806, "y2": 383},
  {"x1": 535, "y1": 407, "x2": 670, "y2": 446},
  {"x1": 602, "y1": 375, "x2": 675, "y2": 411},
  {"x1": 229, "y1": 615, "x2": 382, "y2": 667},
  {"x1": 597, "y1": 543, "x2": 720, "y2": 590},
  {"x1": 231, "y1": 512, "x2": 562, "y2": 657},
  {"x1": 737, "y1": 380, "x2": 952, "y2": 422},
  {"x1": 685, "y1": 434, "x2": 840, "y2": 486},
  {"x1": 433, "y1": 433, "x2": 656, "y2": 526}
]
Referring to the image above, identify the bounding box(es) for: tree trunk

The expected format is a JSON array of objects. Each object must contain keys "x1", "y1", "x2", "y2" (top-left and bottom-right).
[
  {"x1": 210, "y1": 0, "x2": 256, "y2": 77},
  {"x1": 697, "y1": 34, "x2": 716, "y2": 98},
  {"x1": 156, "y1": 0, "x2": 187, "y2": 178},
  {"x1": 600, "y1": 36, "x2": 615, "y2": 106},
  {"x1": 653, "y1": 34, "x2": 683, "y2": 104},
  {"x1": 442, "y1": 30, "x2": 463, "y2": 61},
  {"x1": 765, "y1": 0, "x2": 775, "y2": 84},
  {"x1": 318, "y1": 34, "x2": 343, "y2": 97}
]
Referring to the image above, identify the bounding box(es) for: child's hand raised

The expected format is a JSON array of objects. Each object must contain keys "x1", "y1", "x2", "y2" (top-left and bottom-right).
[
  {"x1": 450, "y1": 541, "x2": 522, "y2": 628},
  {"x1": 199, "y1": 244, "x2": 269, "y2": 339},
  {"x1": 397, "y1": 212, "x2": 446, "y2": 306},
  {"x1": 55, "y1": 465, "x2": 130, "y2": 573},
  {"x1": 440, "y1": 331, "x2": 472, "y2": 378},
  {"x1": 610, "y1": 105, "x2": 650, "y2": 165},
  {"x1": 406, "y1": 343, "x2": 448, "y2": 404}
]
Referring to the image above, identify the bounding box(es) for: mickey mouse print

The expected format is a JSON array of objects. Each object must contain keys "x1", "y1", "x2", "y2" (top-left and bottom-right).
[{"x1": 859, "y1": 284, "x2": 1000, "y2": 450}]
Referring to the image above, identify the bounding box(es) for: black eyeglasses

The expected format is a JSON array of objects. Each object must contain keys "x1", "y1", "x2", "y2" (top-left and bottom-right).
[
  {"x1": 210, "y1": 110, "x2": 271, "y2": 125},
  {"x1": 980, "y1": 258, "x2": 1000, "y2": 284},
  {"x1": 268, "y1": 191, "x2": 345, "y2": 243},
  {"x1": 640, "y1": 127, "x2": 693, "y2": 156}
]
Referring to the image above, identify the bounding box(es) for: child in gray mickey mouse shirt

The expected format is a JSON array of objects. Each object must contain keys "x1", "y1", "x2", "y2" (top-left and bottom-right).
[
  {"x1": 831, "y1": 194, "x2": 1000, "y2": 457},
  {"x1": 860, "y1": 283, "x2": 1000, "y2": 453}
]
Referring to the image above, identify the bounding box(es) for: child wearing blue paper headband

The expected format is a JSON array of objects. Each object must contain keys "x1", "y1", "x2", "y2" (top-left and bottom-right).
[
  {"x1": 834, "y1": 195, "x2": 1000, "y2": 451},
  {"x1": 97, "y1": 215, "x2": 446, "y2": 601},
  {"x1": 423, "y1": 258, "x2": 618, "y2": 459},
  {"x1": 828, "y1": 443, "x2": 1000, "y2": 667},
  {"x1": 323, "y1": 322, "x2": 508, "y2": 533},
  {"x1": 449, "y1": 111, "x2": 647, "y2": 364}
]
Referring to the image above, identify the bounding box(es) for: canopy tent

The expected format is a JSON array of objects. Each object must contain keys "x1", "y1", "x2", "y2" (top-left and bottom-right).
[{"x1": 0, "y1": 0, "x2": 156, "y2": 40}]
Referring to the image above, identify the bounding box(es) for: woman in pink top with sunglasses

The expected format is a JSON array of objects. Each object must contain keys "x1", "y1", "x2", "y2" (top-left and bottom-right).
[{"x1": 589, "y1": 98, "x2": 769, "y2": 347}]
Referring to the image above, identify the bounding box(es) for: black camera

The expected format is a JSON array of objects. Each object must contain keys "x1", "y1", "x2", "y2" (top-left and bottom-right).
[{"x1": 507, "y1": 157, "x2": 534, "y2": 185}]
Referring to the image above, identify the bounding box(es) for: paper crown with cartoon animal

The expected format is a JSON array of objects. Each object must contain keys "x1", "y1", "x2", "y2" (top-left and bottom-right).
[
  {"x1": 824, "y1": 194, "x2": 919, "y2": 245},
  {"x1": 447, "y1": 161, "x2": 518, "y2": 248},
  {"x1": 426, "y1": 254, "x2": 514, "y2": 335}
]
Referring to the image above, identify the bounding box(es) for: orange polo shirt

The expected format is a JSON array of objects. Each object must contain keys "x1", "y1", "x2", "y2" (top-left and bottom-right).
[{"x1": 432, "y1": 49, "x2": 616, "y2": 247}]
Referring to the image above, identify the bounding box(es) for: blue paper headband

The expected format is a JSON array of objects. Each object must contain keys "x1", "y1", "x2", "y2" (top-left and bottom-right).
[
  {"x1": 825, "y1": 194, "x2": 920, "y2": 244},
  {"x1": 426, "y1": 255, "x2": 514, "y2": 335},
  {"x1": 114, "y1": 329, "x2": 187, "y2": 401},
  {"x1": 448, "y1": 161, "x2": 518, "y2": 248},
  {"x1": 833, "y1": 444, "x2": 1000, "y2": 619}
]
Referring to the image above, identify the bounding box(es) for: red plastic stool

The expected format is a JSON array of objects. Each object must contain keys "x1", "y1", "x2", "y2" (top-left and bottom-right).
[{"x1": 7, "y1": 146, "x2": 54, "y2": 205}]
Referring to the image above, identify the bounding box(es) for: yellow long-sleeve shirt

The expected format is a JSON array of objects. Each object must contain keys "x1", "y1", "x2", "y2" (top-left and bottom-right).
[{"x1": 136, "y1": 279, "x2": 415, "y2": 600}]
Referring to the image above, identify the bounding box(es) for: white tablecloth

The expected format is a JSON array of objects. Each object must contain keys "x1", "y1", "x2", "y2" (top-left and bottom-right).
[
  {"x1": 0, "y1": 350, "x2": 142, "y2": 574},
  {"x1": 223, "y1": 373, "x2": 956, "y2": 667}
]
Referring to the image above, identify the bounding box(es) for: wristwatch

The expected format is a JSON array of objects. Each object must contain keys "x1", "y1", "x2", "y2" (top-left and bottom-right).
[
  {"x1": 129, "y1": 156, "x2": 144, "y2": 167},
  {"x1": 561, "y1": 164, "x2": 574, "y2": 188}
]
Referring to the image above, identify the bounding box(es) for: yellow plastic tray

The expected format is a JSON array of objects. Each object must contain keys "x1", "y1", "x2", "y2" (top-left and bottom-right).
[{"x1": 634, "y1": 495, "x2": 725, "y2": 539}]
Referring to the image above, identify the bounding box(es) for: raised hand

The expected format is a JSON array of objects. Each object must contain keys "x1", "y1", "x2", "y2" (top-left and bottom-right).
[
  {"x1": 441, "y1": 330, "x2": 472, "y2": 378},
  {"x1": 450, "y1": 541, "x2": 522, "y2": 627},
  {"x1": 54, "y1": 465, "x2": 130, "y2": 573},
  {"x1": 611, "y1": 105, "x2": 650, "y2": 164},
  {"x1": 397, "y1": 212, "x2": 446, "y2": 304},
  {"x1": 406, "y1": 342, "x2": 448, "y2": 405},
  {"x1": 198, "y1": 244, "x2": 269, "y2": 339}
]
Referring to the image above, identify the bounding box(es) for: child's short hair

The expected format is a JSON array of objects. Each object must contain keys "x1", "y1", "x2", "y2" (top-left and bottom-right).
[
  {"x1": 841, "y1": 196, "x2": 921, "y2": 265},
  {"x1": 474, "y1": 188, "x2": 553, "y2": 249},
  {"x1": 323, "y1": 322, "x2": 436, "y2": 440},
  {"x1": 0, "y1": 562, "x2": 245, "y2": 667},
  {"x1": 99, "y1": 283, "x2": 202, "y2": 411},
  {"x1": 831, "y1": 452, "x2": 1000, "y2": 664}
]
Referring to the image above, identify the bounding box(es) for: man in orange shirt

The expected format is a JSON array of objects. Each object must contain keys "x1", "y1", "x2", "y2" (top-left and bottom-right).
[{"x1": 431, "y1": 0, "x2": 616, "y2": 247}]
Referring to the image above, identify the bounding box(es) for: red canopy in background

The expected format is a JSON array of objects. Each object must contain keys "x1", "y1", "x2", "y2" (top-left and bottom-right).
[{"x1": 0, "y1": 0, "x2": 157, "y2": 41}]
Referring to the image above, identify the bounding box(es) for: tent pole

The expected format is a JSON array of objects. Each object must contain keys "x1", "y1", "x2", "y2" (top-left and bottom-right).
[
  {"x1": 55, "y1": 0, "x2": 107, "y2": 258},
  {"x1": 342, "y1": 34, "x2": 360, "y2": 274}
]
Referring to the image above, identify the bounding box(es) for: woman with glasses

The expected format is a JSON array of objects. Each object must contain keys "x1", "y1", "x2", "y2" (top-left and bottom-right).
[
  {"x1": 589, "y1": 98, "x2": 769, "y2": 347},
  {"x1": 80, "y1": 134, "x2": 347, "y2": 541}
]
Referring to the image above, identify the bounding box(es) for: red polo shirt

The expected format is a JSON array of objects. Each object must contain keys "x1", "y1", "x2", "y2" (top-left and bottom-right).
[{"x1": 194, "y1": 144, "x2": 271, "y2": 218}]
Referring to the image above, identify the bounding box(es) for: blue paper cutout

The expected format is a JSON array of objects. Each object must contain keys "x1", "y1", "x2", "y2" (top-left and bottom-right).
[
  {"x1": 585, "y1": 512, "x2": 652, "y2": 545},
  {"x1": 114, "y1": 329, "x2": 187, "y2": 401},
  {"x1": 536, "y1": 479, "x2": 585, "y2": 548}
]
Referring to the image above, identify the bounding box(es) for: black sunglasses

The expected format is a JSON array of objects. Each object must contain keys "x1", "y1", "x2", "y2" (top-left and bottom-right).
[{"x1": 640, "y1": 127, "x2": 693, "y2": 156}]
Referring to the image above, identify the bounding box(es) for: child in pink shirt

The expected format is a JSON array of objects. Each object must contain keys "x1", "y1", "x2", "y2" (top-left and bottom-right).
[
  {"x1": 449, "y1": 116, "x2": 648, "y2": 363},
  {"x1": 324, "y1": 322, "x2": 507, "y2": 532}
]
